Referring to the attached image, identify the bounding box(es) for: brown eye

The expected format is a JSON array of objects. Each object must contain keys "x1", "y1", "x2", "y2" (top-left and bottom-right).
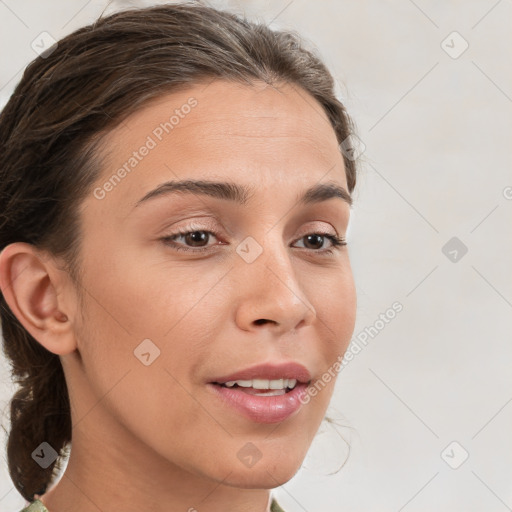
[
  {"x1": 161, "y1": 227, "x2": 345, "y2": 255},
  {"x1": 181, "y1": 230, "x2": 210, "y2": 247},
  {"x1": 161, "y1": 229, "x2": 220, "y2": 253},
  {"x1": 293, "y1": 232, "x2": 346, "y2": 253},
  {"x1": 302, "y1": 234, "x2": 325, "y2": 250}
]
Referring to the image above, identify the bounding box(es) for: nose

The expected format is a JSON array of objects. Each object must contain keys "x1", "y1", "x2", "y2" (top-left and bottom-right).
[{"x1": 233, "y1": 234, "x2": 317, "y2": 334}]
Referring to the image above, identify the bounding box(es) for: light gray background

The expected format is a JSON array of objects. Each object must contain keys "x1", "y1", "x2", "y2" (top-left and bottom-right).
[{"x1": 1, "y1": 1, "x2": 511, "y2": 511}]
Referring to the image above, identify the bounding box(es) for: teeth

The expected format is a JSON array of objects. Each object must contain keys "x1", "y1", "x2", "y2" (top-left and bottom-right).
[{"x1": 223, "y1": 378, "x2": 297, "y2": 390}]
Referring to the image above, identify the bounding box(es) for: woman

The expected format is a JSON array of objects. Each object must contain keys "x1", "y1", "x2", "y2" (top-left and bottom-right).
[{"x1": 0, "y1": 3, "x2": 359, "y2": 511}]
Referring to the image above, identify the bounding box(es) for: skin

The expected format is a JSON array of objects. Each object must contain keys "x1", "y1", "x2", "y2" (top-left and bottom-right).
[{"x1": 0, "y1": 79, "x2": 356, "y2": 512}]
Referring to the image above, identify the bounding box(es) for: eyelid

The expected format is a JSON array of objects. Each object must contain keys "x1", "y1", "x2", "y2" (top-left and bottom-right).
[
  {"x1": 160, "y1": 223, "x2": 346, "y2": 256},
  {"x1": 162, "y1": 218, "x2": 341, "y2": 241}
]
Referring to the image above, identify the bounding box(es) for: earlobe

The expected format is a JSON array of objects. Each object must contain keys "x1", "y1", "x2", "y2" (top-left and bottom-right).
[{"x1": 0, "y1": 242, "x2": 77, "y2": 355}]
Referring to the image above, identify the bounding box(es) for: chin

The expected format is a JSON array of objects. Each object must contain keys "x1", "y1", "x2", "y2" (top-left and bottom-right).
[{"x1": 219, "y1": 457, "x2": 303, "y2": 489}]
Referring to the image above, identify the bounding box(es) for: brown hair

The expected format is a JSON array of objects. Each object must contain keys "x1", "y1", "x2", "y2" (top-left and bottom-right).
[{"x1": 0, "y1": 1, "x2": 358, "y2": 502}]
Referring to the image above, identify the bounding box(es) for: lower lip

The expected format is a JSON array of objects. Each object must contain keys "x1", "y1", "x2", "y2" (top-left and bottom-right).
[{"x1": 206, "y1": 382, "x2": 309, "y2": 424}]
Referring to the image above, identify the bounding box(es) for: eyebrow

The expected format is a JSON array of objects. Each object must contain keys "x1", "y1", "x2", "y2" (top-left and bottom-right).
[{"x1": 133, "y1": 179, "x2": 352, "y2": 209}]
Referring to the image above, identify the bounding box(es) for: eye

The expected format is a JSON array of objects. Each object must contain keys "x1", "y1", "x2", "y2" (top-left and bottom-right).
[
  {"x1": 160, "y1": 228, "x2": 346, "y2": 255},
  {"x1": 161, "y1": 229, "x2": 219, "y2": 253},
  {"x1": 293, "y1": 232, "x2": 346, "y2": 254}
]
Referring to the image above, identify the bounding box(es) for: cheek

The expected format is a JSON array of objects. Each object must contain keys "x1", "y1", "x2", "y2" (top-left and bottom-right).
[
  {"x1": 83, "y1": 245, "x2": 228, "y2": 341},
  {"x1": 73, "y1": 285, "x2": 216, "y2": 446},
  {"x1": 73, "y1": 253, "x2": 228, "y2": 413},
  {"x1": 314, "y1": 263, "x2": 357, "y2": 352},
  {"x1": 312, "y1": 270, "x2": 355, "y2": 404}
]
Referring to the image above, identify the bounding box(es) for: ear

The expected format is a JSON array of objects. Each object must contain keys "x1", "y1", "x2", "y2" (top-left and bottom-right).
[{"x1": 0, "y1": 242, "x2": 77, "y2": 355}]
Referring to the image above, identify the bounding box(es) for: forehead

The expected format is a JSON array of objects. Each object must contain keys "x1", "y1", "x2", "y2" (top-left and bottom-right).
[
  {"x1": 118, "y1": 79, "x2": 334, "y2": 134},
  {"x1": 88, "y1": 79, "x2": 347, "y2": 214}
]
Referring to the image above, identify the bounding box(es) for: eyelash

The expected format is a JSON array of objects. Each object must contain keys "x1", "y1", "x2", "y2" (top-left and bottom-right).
[{"x1": 160, "y1": 228, "x2": 346, "y2": 255}]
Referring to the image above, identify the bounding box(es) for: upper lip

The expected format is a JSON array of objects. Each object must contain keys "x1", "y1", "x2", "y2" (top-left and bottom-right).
[{"x1": 211, "y1": 362, "x2": 312, "y2": 384}]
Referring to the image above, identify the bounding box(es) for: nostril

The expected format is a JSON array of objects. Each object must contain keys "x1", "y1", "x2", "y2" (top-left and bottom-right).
[{"x1": 254, "y1": 319, "x2": 278, "y2": 326}]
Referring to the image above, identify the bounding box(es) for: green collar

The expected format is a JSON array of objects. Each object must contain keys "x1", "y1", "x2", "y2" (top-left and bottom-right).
[
  {"x1": 20, "y1": 500, "x2": 49, "y2": 512},
  {"x1": 271, "y1": 497, "x2": 286, "y2": 512},
  {"x1": 22, "y1": 497, "x2": 285, "y2": 512}
]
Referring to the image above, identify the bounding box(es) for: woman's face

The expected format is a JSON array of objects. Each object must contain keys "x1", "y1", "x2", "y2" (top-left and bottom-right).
[{"x1": 65, "y1": 79, "x2": 356, "y2": 488}]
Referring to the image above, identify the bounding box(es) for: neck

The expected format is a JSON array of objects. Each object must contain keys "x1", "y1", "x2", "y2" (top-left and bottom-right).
[
  {"x1": 39, "y1": 430, "x2": 273, "y2": 512},
  {"x1": 38, "y1": 369, "x2": 274, "y2": 512}
]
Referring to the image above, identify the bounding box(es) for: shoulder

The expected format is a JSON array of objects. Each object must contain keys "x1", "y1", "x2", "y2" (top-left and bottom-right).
[{"x1": 19, "y1": 499, "x2": 50, "y2": 512}]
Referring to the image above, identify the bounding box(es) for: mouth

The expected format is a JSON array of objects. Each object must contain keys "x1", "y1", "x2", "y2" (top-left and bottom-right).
[
  {"x1": 206, "y1": 361, "x2": 313, "y2": 423},
  {"x1": 206, "y1": 379, "x2": 312, "y2": 423},
  {"x1": 211, "y1": 378, "x2": 311, "y2": 397}
]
